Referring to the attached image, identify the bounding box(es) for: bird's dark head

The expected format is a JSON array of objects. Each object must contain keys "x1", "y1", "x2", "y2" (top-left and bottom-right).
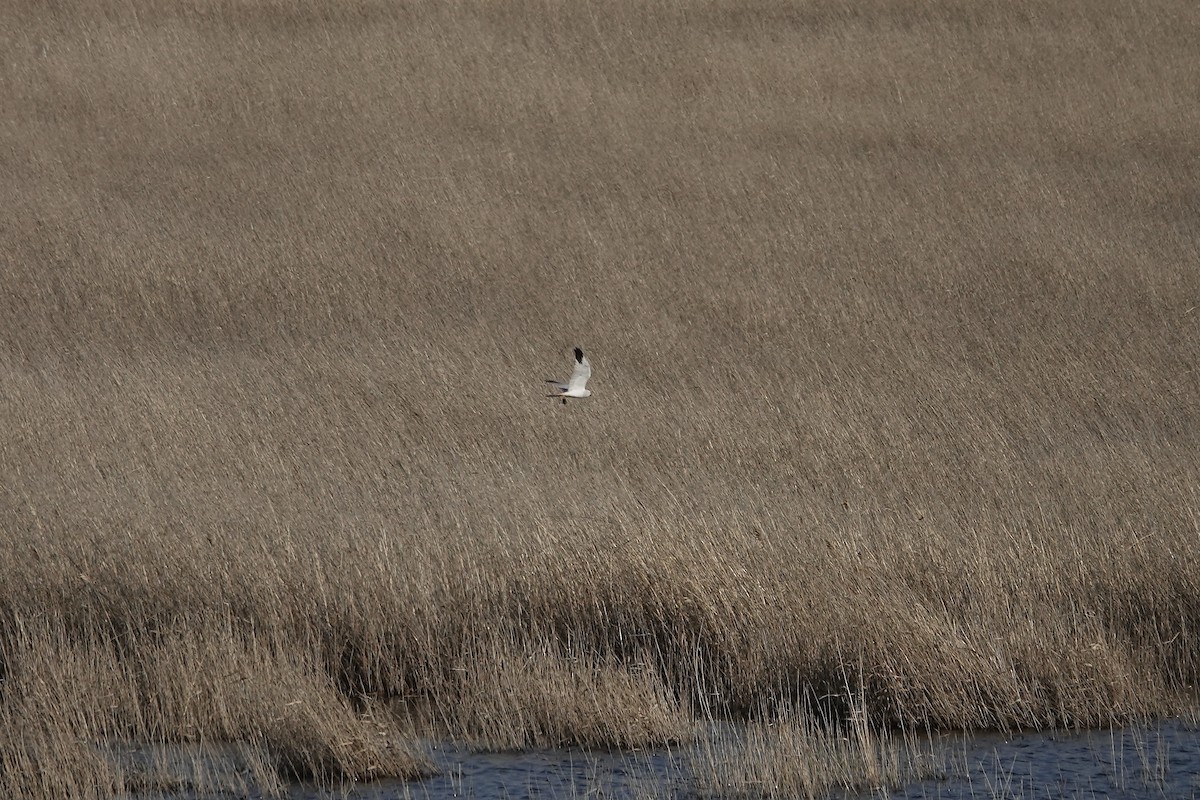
[{"x1": 574, "y1": 347, "x2": 584, "y2": 362}]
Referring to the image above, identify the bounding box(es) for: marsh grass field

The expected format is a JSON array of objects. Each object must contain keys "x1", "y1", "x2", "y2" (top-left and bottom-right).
[{"x1": 1, "y1": 0, "x2": 1199, "y2": 796}]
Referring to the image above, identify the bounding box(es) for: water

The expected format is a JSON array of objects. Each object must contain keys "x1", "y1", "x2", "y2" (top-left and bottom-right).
[
  {"x1": 115, "y1": 740, "x2": 684, "y2": 799},
  {"x1": 882, "y1": 721, "x2": 1200, "y2": 800},
  {"x1": 385, "y1": 743, "x2": 683, "y2": 799},
  {"x1": 120, "y1": 720, "x2": 1200, "y2": 799}
]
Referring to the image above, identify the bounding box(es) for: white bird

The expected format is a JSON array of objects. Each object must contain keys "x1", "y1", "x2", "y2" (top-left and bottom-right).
[{"x1": 546, "y1": 347, "x2": 593, "y2": 404}]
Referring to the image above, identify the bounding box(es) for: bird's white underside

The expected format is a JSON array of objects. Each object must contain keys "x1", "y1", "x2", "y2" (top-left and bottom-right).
[{"x1": 549, "y1": 350, "x2": 592, "y2": 398}]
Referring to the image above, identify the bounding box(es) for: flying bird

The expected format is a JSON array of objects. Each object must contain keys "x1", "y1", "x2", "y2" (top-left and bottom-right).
[{"x1": 546, "y1": 347, "x2": 592, "y2": 404}]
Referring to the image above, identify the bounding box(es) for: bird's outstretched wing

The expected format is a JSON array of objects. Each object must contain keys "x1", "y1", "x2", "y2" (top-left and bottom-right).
[{"x1": 567, "y1": 347, "x2": 591, "y2": 392}]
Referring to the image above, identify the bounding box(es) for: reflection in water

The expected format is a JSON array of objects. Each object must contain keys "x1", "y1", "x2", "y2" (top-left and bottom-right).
[
  {"x1": 879, "y1": 721, "x2": 1200, "y2": 800},
  {"x1": 400, "y1": 722, "x2": 1200, "y2": 800},
  {"x1": 391, "y1": 743, "x2": 683, "y2": 799},
  {"x1": 121, "y1": 720, "x2": 1200, "y2": 799}
]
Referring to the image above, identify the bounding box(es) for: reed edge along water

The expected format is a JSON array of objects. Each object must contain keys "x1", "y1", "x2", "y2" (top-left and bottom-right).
[{"x1": 1, "y1": 0, "x2": 1198, "y2": 795}]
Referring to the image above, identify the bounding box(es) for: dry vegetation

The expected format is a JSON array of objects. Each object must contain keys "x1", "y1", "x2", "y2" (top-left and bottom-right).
[{"x1": 1, "y1": 0, "x2": 1198, "y2": 796}]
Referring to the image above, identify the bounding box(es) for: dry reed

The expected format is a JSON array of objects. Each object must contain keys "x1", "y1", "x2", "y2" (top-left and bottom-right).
[{"x1": 1, "y1": 0, "x2": 1198, "y2": 796}]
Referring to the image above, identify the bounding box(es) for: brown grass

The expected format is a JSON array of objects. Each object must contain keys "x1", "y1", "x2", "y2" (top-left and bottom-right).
[
  {"x1": 2, "y1": 0, "x2": 1199, "y2": 796},
  {"x1": 692, "y1": 698, "x2": 945, "y2": 799}
]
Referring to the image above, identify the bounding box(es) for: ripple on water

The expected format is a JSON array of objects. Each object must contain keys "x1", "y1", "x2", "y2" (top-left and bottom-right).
[
  {"x1": 117, "y1": 720, "x2": 1200, "y2": 799},
  {"x1": 870, "y1": 719, "x2": 1200, "y2": 800}
]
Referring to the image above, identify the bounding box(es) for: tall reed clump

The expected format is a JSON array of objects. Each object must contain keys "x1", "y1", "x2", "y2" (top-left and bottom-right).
[
  {"x1": 690, "y1": 700, "x2": 946, "y2": 799},
  {"x1": 2, "y1": 0, "x2": 1199, "y2": 796}
]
